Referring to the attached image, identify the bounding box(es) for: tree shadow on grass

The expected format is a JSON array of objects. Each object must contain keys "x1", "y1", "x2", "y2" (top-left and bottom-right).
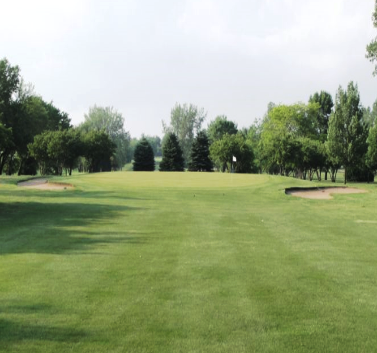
[
  {"x1": 74, "y1": 191, "x2": 151, "y2": 201},
  {"x1": 0, "y1": 201, "x2": 146, "y2": 255},
  {"x1": 0, "y1": 318, "x2": 87, "y2": 343},
  {"x1": 0, "y1": 303, "x2": 88, "y2": 349},
  {"x1": 0, "y1": 189, "x2": 151, "y2": 202}
]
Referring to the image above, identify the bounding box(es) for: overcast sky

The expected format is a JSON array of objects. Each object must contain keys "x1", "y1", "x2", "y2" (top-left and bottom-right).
[{"x1": 1, "y1": 0, "x2": 376, "y2": 137}]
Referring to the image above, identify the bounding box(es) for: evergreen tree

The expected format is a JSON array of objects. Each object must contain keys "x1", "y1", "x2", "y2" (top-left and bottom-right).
[
  {"x1": 159, "y1": 133, "x2": 184, "y2": 171},
  {"x1": 188, "y1": 131, "x2": 213, "y2": 171},
  {"x1": 133, "y1": 137, "x2": 155, "y2": 171},
  {"x1": 162, "y1": 103, "x2": 206, "y2": 165}
]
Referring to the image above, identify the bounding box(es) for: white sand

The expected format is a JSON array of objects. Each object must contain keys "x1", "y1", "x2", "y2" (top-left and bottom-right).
[{"x1": 286, "y1": 187, "x2": 366, "y2": 200}]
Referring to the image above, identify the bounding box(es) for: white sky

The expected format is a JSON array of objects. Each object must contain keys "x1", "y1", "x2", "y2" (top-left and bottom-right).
[{"x1": 1, "y1": 0, "x2": 376, "y2": 137}]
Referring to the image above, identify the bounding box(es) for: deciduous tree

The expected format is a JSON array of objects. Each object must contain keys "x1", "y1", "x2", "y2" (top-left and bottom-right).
[
  {"x1": 367, "y1": 123, "x2": 377, "y2": 172},
  {"x1": 309, "y1": 91, "x2": 333, "y2": 140},
  {"x1": 366, "y1": 1, "x2": 377, "y2": 75},
  {"x1": 207, "y1": 115, "x2": 237, "y2": 144},
  {"x1": 82, "y1": 130, "x2": 116, "y2": 173},
  {"x1": 81, "y1": 105, "x2": 129, "y2": 170},
  {"x1": 162, "y1": 103, "x2": 206, "y2": 165},
  {"x1": 327, "y1": 82, "x2": 368, "y2": 184},
  {"x1": 209, "y1": 133, "x2": 255, "y2": 173}
]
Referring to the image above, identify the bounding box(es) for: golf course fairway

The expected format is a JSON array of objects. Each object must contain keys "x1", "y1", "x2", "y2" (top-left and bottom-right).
[{"x1": 0, "y1": 172, "x2": 376, "y2": 352}]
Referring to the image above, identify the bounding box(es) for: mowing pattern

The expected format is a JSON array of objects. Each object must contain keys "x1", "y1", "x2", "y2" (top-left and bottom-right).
[{"x1": 0, "y1": 173, "x2": 376, "y2": 352}]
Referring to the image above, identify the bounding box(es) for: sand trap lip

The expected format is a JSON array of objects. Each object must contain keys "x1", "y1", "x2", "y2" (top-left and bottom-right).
[
  {"x1": 18, "y1": 178, "x2": 73, "y2": 190},
  {"x1": 285, "y1": 186, "x2": 367, "y2": 200}
]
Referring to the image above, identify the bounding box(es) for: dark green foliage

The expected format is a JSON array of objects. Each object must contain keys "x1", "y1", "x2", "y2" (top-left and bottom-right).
[
  {"x1": 0, "y1": 124, "x2": 14, "y2": 174},
  {"x1": 46, "y1": 129, "x2": 83, "y2": 175},
  {"x1": 367, "y1": 123, "x2": 377, "y2": 172},
  {"x1": 29, "y1": 129, "x2": 109, "y2": 175},
  {"x1": 42, "y1": 101, "x2": 71, "y2": 131},
  {"x1": 133, "y1": 138, "x2": 155, "y2": 171},
  {"x1": 299, "y1": 138, "x2": 326, "y2": 181},
  {"x1": 347, "y1": 165, "x2": 374, "y2": 182},
  {"x1": 209, "y1": 133, "x2": 255, "y2": 173},
  {"x1": 3, "y1": 153, "x2": 20, "y2": 175},
  {"x1": 0, "y1": 59, "x2": 20, "y2": 174},
  {"x1": 159, "y1": 133, "x2": 184, "y2": 171},
  {"x1": 309, "y1": 91, "x2": 334, "y2": 140},
  {"x1": 0, "y1": 58, "x2": 72, "y2": 175},
  {"x1": 188, "y1": 131, "x2": 213, "y2": 172},
  {"x1": 327, "y1": 82, "x2": 368, "y2": 184},
  {"x1": 82, "y1": 130, "x2": 116, "y2": 173},
  {"x1": 18, "y1": 156, "x2": 38, "y2": 176},
  {"x1": 79, "y1": 106, "x2": 129, "y2": 170},
  {"x1": 207, "y1": 115, "x2": 238, "y2": 143},
  {"x1": 0, "y1": 58, "x2": 20, "y2": 109},
  {"x1": 162, "y1": 103, "x2": 206, "y2": 165}
]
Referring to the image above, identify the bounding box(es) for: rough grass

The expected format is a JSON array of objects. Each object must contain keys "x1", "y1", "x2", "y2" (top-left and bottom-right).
[{"x1": 0, "y1": 172, "x2": 376, "y2": 352}]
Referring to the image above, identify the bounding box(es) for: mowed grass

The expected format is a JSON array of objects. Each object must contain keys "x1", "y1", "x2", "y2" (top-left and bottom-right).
[{"x1": 1, "y1": 172, "x2": 377, "y2": 352}]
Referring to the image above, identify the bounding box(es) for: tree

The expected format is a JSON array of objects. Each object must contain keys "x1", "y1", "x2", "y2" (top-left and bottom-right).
[
  {"x1": 144, "y1": 135, "x2": 162, "y2": 157},
  {"x1": 0, "y1": 58, "x2": 72, "y2": 175},
  {"x1": 29, "y1": 129, "x2": 84, "y2": 175},
  {"x1": 367, "y1": 123, "x2": 377, "y2": 173},
  {"x1": 0, "y1": 58, "x2": 20, "y2": 174},
  {"x1": 366, "y1": 1, "x2": 377, "y2": 75},
  {"x1": 309, "y1": 91, "x2": 333, "y2": 140},
  {"x1": 0, "y1": 123, "x2": 14, "y2": 174},
  {"x1": 246, "y1": 119, "x2": 262, "y2": 173},
  {"x1": 363, "y1": 100, "x2": 377, "y2": 127},
  {"x1": 42, "y1": 100, "x2": 71, "y2": 131},
  {"x1": 162, "y1": 103, "x2": 206, "y2": 165},
  {"x1": 80, "y1": 105, "x2": 129, "y2": 170},
  {"x1": 159, "y1": 133, "x2": 184, "y2": 171},
  {"x1": 133, "y1": 138, "x2": 155, "y2": 171},
  {"x1": 299, "y1": 138, "x2": 326, "y2": 181},
  {"x1": 188, "y1": 131, "x2": 213, "y2": 172},
  {"x1": 327, "y1": 82, "x2": 368, "y2": 184},
  {"x1": 209, "y1": 133, "x2": 255, "y2": 173},
  {"x1": 207, "y1": 115, "x2": 238, "y2": 143},
  {"x1": 126, "y1": 137, "x2": 139, "y2": 163},
  {"x1": 0, "y1": 58, "x2": 20, "y2": 115},
  {"x1": 28, "y1": 132, "x2": 52, "y2": 175},
  {"x1": 259, "y1": 103, "x2": 320, "y2": 175},
  {"x1": 82, "y1": 130, "x2": 116, "y2": 173},
  {"x1": 48, "y1": 129, "x2": 83, "y2": 175}
]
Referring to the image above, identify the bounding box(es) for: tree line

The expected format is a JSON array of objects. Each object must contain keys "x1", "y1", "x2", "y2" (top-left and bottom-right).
[
  {"x1": 2, "y1": 65, "x2": 377, "y2": 183},
  {"x1": 0, "y1": 59, "x2": 129, "y2": 176},
  {"x1": 131, "y1": 86, "x2": 377, "y2": 186}
]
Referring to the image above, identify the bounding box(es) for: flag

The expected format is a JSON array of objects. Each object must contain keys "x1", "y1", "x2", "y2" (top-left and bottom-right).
[{"x1": 233, "y1": 156, "x2": 237, "y2": 162}]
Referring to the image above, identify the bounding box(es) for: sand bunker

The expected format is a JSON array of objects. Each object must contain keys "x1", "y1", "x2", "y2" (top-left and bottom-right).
[
  {"x1": 286, "y1": 187, "x2": 367, "y2": 200},
  {"x1": 18, "y1": 178, "x2": 73, "y2": 190}
]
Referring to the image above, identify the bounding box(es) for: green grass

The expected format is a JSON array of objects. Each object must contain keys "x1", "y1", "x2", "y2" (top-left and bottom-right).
[{"x1": 1, "y1": 172, "x2": 377, "y2": 352}]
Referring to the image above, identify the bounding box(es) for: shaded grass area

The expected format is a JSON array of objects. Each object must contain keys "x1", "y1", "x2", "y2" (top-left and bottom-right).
[{"x1": 0, "y1": 172, "x2": 377, "y2": 352}]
